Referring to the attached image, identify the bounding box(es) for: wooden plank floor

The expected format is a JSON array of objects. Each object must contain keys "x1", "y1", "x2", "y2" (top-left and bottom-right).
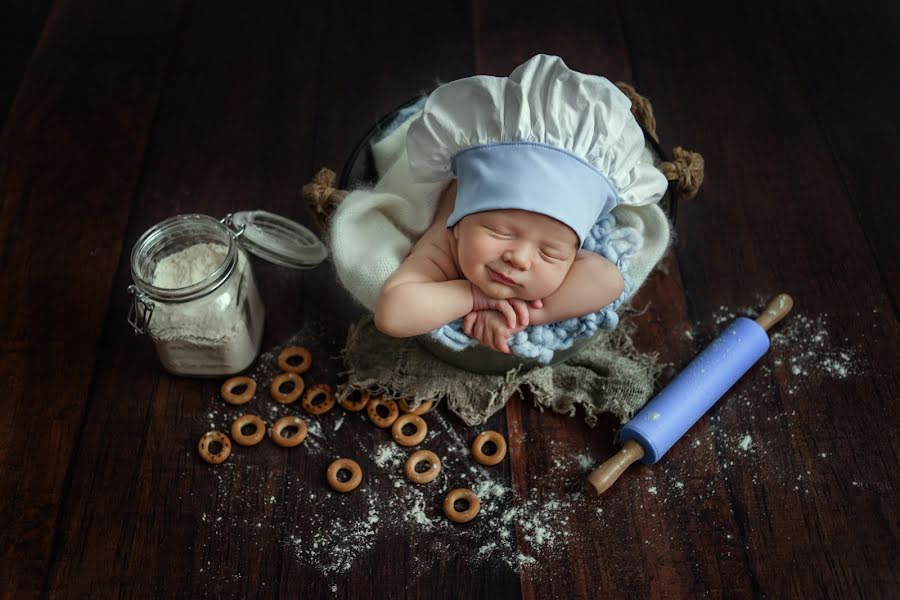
[{"x1": 1, "y1": 1, "x2": 897, "y2": 598}]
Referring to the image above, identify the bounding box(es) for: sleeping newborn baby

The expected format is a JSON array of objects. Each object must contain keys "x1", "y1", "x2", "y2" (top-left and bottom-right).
[
  {"x1": 372, "y1": 54, "x2": 668, "y2": 354},
  {"x1": 375, "y1": 178, "x2": 624, "y2": 353}
]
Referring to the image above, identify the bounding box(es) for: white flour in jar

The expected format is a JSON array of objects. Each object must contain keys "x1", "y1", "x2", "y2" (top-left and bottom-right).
[
  {"x1": 152, "y1": 242, "x2": 230, "y2": 289},
  {"x1": 148, "y1": 242, "x2": 265, "y2": 376}
]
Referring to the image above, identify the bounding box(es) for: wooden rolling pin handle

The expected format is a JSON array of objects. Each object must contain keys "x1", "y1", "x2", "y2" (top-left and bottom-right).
[
  {"x1": 754, "y1": 293, "x2": 793, "y2": 332},
  {"x1": 587, "y1": 439, "x2": 645, "y2": 495}
]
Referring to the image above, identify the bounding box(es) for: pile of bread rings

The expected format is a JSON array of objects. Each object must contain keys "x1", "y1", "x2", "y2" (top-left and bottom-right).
[{"x1": 198, "y1": 345, "x2": 509, "y2": 523}]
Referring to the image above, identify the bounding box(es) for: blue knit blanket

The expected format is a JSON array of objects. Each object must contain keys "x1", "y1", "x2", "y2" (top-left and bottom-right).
[{"x1": 374, "y1": 97, "x2": 644, "y2": 364}]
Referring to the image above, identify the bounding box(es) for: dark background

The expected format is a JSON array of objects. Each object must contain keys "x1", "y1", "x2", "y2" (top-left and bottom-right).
[{"x1": 1, "y1": 0, "x2": 898, "y2": 598}]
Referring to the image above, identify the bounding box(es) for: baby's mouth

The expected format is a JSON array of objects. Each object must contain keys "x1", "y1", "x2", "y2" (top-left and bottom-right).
[{"x1": 487, "y1": 267, "x2": 517, "y2": 286}]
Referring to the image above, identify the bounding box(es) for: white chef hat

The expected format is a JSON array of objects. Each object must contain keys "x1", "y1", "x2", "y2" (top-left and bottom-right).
[{"x1": 406, "y1": 54, "x2": 668, "y2": 247}]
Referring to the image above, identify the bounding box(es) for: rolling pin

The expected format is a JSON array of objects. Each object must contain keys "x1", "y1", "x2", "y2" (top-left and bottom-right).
[{"x1": 587, "y1": 293, "x2": 793, "y2": 495}]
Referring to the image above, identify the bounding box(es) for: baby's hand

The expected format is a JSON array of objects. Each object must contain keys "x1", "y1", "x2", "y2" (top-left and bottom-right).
[
  {"x1": 469, "y1": 283, "x2": 530, "y2": 328},
  {"x1": 462, "y1": 309, "x2": 519, "y2": 354}
]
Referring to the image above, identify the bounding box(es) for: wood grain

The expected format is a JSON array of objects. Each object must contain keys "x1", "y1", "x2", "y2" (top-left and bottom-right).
[
  {"x1": 621, "y1": 0, "x2": 900, "y2": 596},
  {"x1": 0, "y1": 1, "x2": 896, "y2": 598},
  {"x1": 0, "y1": 0, "x2": 53, "y2": 129},
  {"x1": 40, "y1": 1, "x2": 329, "y2": 596},
  {"x1": 0, "y1": 1, "x2": 183, "y2": 597},
  {"x1": 769, "y1": 0, "x2": 900, "y2": 308}
]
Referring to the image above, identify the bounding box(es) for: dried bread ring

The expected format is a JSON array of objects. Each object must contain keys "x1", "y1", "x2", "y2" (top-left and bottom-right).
[
  {"x1": 326, "y1": 458, "x2": 362, "y2": 492},
  {"x1": 270, "y1": 416, "x2": 308, "y2": 447},
  {"x1": 231, "y1": 414, "x2": 266, "y2": 446},
  {"x1": 270, "y1": 372, "x2": 304, "y2": 404},
  {"x1": 339, "y1": 389, "x2": 371, "y2": 412},
  {"x1": 198, "y1": 431, "x2": 232, "y2": 464},
  {"x1": 220, "y1": 376, "x2": 256, "y2": 405},
  {"x1": 367, "y1": 397, "x2": 399, "y2": 428},
  {"x1": 391, "y1": 414, "x2": 428, "y2": 447},
  {"x1": 443, "y1": 488, "x2": 480, "y2": 523},
  {"x1": 399, "y1": 398, "x2": 434, "y2": 415},
  {"x1": 471, "y1": 430, "x2": 507, "y2": 466},
  {"x1": 404, "y1": 450, "x2": 441, "y2": 484},
  {"x1": 278, "y1": 346, "x2": 312, "y2": 374},
  {"x1": 301, "y1": 383, "x2": 335, "y2": 415}
]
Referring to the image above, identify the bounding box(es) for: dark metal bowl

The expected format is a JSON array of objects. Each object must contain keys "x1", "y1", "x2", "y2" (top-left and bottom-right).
[{"x1": 338, "y1": 93, "x2": 677, "y2": 374}]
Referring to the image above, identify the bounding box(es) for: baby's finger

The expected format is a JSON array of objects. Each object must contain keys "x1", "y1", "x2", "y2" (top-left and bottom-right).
[
  {"x1": 510, "y1": 299, "x2": 529, "y2": 327},
  {"x1": 486, "y1": 329, "x2": 501, "y2": 354},
  {"x1": 531, "y1": 298, "x2": 544, "y2": 309},
  {"x1": 496, "y1": 334, "x2": 511, "y2": 354},
  {"x1": 490, "y1": 323, "x2": 511, "y2": 354},
  {"x1": 474, "y1": 318, "x2": 486, "y2": 343},
  {"x1": 498, "y1": 302, "x2": 516, "y2": 328},
  {"x1": 463, "y1": 312, "x2": 477, "y2": 336}
]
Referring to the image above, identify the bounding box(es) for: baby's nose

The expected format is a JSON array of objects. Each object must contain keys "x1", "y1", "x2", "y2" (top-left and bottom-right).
[{"x1": 503, "y1": 248, "x2": 531, "y2": 270}]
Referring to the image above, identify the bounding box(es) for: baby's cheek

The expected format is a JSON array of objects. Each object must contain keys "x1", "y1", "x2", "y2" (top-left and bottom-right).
[
  {"x1": 464, "y1": 236, "x2": 496, "y2": 264},
  {"x1": 456, "y1": 236, "x2": 476, "y2": 263},
  {"x1": 459, "y1": 238, "x2": 497, "y2": 282},
  {"x1": 530, "y1": 267, "x2": 568, "y2": 298}
]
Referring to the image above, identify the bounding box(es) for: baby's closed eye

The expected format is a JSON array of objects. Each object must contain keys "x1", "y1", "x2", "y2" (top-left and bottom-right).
[
  {"x1": 483, "y1": 225, "x2": 514, "y2": 238},
  {"x1": 539, "y1": 247, "x2": 570, "y2": 261}
]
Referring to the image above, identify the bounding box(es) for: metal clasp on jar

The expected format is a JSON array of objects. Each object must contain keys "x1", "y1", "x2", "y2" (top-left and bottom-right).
[
  {"x1": 220, "y1": 214, "x2": 247, "y2": 239},
  {"x1": 127, "y1": 285, "x2": 155, "y2": 334}
]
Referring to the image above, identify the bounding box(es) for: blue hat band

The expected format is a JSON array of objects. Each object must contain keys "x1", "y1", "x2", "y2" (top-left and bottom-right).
[{"x1": 447, "y1": 142, "x2": 618, "y2": 246}]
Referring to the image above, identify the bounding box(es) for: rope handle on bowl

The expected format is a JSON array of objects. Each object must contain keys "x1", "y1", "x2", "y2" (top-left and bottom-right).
[
  {"x1": 302, "y1": 168, "x2": 347, "y2": 235},
  {"x1": 616, "y1": 82, "x2": 706, "y2": 201}
]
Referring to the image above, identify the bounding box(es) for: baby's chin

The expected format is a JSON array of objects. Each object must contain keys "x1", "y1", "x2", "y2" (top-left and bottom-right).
[
  {"x1": 473, "y1": 279, "x2": 511, "y2": 299},
  {"x1": 476, "y1": 279, "x2": 537, "y2": 301}
]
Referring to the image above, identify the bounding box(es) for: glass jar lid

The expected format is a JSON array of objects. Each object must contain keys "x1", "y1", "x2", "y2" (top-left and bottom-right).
[{"x1": 227, "y1": 210, "x2": 327, "y2": 269}]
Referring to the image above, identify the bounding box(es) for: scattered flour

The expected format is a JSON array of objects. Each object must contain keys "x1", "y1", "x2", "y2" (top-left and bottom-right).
[
  {"x1": 374, "y1": 442, "x2": 405, "y2": 469},
  {"x1": 193, "y1": 340, "x2": 603, "y2": 581},
  {"x1": 707, "y1": 304, "x2": 865, "y2": 394},
  {"x1": 190, "y1": 303, "x2": 872, "y2": 584},
  {"x1": 575, "y1": 453, "x2": 594, "y2": 472},
  {"x1": 682, "y1": 303, "x2": 872, "y2": 493}
]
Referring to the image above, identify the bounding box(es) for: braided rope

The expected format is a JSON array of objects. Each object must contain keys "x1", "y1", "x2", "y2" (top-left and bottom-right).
[
  {"x1": 616, "y1": 81, "x2": 659, "y2": 143},
  {"x1": 301, "y1": 168, "x2": 347, "y2": 234},
  {"x1": 616, "y1": 82, "x2": 705, "y2": 200},
  {"x1": 659, "y1": 146, "x2": 705, "y2": 200}
]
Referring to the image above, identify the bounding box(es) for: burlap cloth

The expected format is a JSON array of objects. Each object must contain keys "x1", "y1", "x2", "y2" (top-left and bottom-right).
[{"x1": 334, "y1": 306, "x2": 663, "y2": 427}]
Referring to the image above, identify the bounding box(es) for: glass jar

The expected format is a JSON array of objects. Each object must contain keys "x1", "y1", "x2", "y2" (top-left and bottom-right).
[{"x1": 127, "y1": 211, "x2": 326, "y2": 377}]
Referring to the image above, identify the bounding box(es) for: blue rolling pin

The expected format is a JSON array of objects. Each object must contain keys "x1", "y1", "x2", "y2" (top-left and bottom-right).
[{"x1": 587, "y1": 293, "x2": 793, "y2": 495}]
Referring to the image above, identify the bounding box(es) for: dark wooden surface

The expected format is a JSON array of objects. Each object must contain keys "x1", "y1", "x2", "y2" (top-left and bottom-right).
[{"x1": 1, "y1": 1, "x2": 898, "y2": 598}]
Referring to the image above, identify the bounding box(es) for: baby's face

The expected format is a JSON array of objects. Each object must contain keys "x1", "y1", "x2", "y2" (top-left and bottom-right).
[{"x1": 453, "y1": 209, "x2": 579, "y2": 301}]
